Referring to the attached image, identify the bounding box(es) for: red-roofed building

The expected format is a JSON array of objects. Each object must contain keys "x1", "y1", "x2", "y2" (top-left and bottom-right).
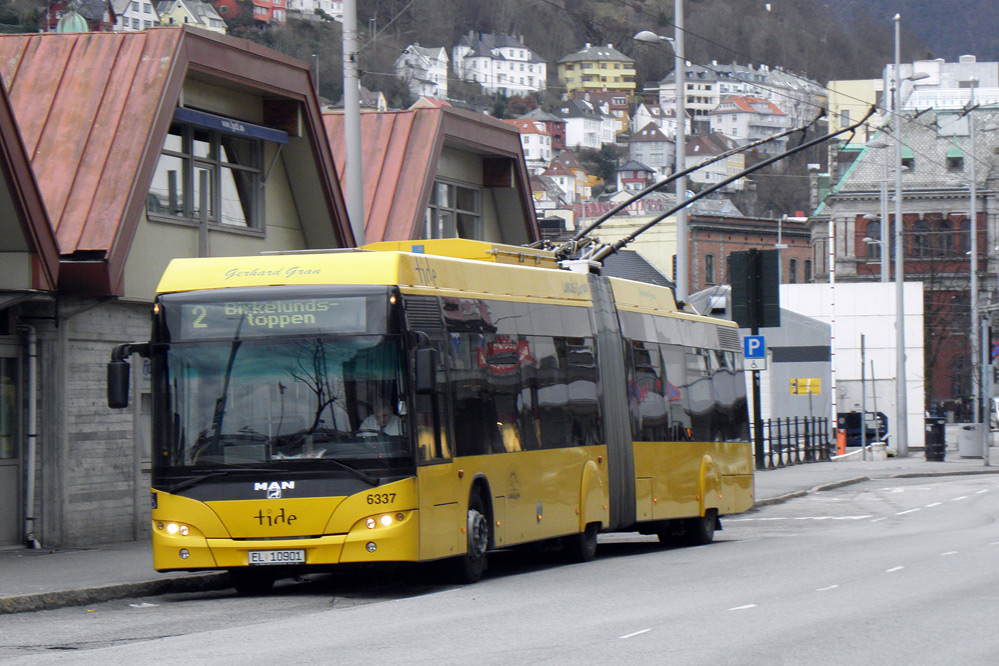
[
  {"x1": 709, "y1": 95, "x2": 791, "y2": 155},
  {"x1": 502, "y1": 118, "x2": 552, "y2": 173},
  {"x1": 324, "y1": 106, "x2": 538, "y2": 245},
  {"x1": 0, "y1": 26, "x2": 349, "y2": 547}
]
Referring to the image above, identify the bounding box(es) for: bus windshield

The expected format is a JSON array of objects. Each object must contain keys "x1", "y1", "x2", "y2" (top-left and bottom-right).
[{"x1": 155, "y1": 333, "x2": 410, "y2": 475}]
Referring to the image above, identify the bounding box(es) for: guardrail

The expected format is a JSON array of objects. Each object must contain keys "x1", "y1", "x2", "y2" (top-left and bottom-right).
[{"x1": 759, "y1": 416, "x2": 832, "y2": 469}]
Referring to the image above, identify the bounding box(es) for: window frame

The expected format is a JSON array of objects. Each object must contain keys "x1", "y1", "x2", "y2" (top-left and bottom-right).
[
  {"x1": 423, "y1": 180, "x2": 483, "y2": 240},
  {"x1": 147, "y1": 114, "x2": 272, "y2": 233}
]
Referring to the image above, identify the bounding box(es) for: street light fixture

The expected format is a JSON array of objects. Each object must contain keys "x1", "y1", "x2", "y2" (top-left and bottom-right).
[{"x1": 634, "y1": 2, "x2": 686, "y2": 300}]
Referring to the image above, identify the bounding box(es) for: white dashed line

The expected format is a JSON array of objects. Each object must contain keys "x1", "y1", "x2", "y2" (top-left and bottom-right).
[
  {"x1": 896, "y1": 508, "x2": 920, "y2": 515},
  {"x1": 941, "y1": 551, "x2": 959, "y2": 556},
  {"x1": 729, "y1": 604, "x2": 758, "y2": 611},
  {"x1": 975, "y1": 489, "x2": 989, "y2": 494},
  {"x1": 925, "y1": 502, "x2": 942, "y2": 508},
  {"x1": 952, "y1": 496, "x2": 969, "y2": 501},
  {"x1": 870, "y1": 517, "x2": 887, "y2": 523},
  {"x1": 816, "y1": 585, "x2": 839, "y2": 592},
  {"x1": 886, "y1": 566, "x2": 904, "y2": 573},
  {"x1": 619, "y1": 629, "x2": 651, "y2": 639}
]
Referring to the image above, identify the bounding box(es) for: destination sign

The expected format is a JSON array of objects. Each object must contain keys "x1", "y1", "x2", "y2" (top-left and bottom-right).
[{"x1": 172, "y1": 297, "x2": 367, "y2": 340}]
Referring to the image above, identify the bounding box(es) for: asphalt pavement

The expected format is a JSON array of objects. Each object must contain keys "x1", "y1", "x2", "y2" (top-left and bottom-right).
[{"x1": 3, "y1": 437, "x2": 998, "y2": 615}]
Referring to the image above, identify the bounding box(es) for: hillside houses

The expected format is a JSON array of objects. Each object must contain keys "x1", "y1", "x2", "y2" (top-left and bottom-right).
[{"x1": 453, "y1": 32, "x2": 547, "y2": 97}]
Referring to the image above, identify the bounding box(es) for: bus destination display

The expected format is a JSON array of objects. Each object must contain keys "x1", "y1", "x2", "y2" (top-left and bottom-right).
[{"x1": 173, "y1": 297, "x2": 366, "y2": 339}]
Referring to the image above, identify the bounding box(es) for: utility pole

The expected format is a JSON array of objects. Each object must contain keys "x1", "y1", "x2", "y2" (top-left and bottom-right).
[{"x1": 342, "y1": 0, "x2": 365, "y2": 244}]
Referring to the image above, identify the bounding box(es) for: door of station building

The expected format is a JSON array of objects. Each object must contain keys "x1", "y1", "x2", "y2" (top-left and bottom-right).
[{"x1": 0, "y1": 352, "x2": 20, "y2": 546}]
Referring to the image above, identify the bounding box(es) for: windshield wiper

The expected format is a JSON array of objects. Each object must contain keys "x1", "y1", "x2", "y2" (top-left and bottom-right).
[
  {"x1": 324, "y1": 458, "x2": 380, "y2": 486},
  {"x1": 164, "y1": 464, "x2": 286, "y2": 494}
]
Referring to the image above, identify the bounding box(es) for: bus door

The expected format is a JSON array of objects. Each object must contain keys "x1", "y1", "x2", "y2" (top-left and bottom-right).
[{"x1": 405, "y1": 297, "x2": 460, "y2": 560}]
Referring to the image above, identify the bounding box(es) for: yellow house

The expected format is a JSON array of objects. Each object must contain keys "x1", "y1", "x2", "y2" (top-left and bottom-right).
[
  {"x1": 156, "y1": 0, "x2": 227, "y2": 34},
  {"x1": 558, "y1": 43, "x2": 636, "y2": 95}
]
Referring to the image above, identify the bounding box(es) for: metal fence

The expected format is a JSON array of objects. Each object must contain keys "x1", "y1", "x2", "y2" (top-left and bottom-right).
[{"x1": 758, "y1": 416, "x2": 832, "y2": 469}]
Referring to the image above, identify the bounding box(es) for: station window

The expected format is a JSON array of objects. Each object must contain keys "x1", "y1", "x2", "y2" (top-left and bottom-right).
[
  {"x1": 147, "y1": 119, "x2": 264, "y2": 229},
  {"x1": 424, "y1": 181, "x2": 482, "y2": 239}
]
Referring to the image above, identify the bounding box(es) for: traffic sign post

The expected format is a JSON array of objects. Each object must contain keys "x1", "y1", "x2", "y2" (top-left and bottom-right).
[{"x1": 743, "y1": 333, "x2": 766, "y2": 469}]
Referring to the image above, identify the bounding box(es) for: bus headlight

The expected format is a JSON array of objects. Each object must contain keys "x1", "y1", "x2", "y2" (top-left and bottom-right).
[
  {"x1": 380, "y1": 515, "x2": 393, "y2": 527},
  {"x1": 165, "y1": 522, "x2": 189, "y2": 536}
]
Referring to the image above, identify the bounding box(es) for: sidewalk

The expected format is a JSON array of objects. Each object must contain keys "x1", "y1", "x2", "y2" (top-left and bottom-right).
[{"x1": 3, "y1": 442, "x2": 998, "y2": 614}]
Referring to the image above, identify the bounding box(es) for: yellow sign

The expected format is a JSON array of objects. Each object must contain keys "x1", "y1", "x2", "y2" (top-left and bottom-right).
[{"x1": 790, "y1": 378, "x2": 821, "y2": 395}]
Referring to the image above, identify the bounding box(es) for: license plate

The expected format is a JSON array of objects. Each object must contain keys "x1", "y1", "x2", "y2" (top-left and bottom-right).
[{"x1": 247, "y1": 549, "x2": 305, "y2": 566}]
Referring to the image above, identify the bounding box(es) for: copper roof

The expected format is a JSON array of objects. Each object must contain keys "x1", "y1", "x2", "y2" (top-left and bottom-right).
[
  {"x1": 0, "y1": 27, "x2": 350, "y2": 295},
  {"x1": 0, "y1": 74, "x2": 57, "y2": 290},
  {"x1": 324, "y1": 106, "x2": 538, "y2": 244}
]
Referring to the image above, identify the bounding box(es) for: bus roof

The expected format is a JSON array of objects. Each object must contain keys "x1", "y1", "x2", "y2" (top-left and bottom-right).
[
  {"x1": 156, "y1": 244, "x2": 590, "y2": 305},
  {"x1": 155, "y1": 240, "x2": 732, "y2": 327}
]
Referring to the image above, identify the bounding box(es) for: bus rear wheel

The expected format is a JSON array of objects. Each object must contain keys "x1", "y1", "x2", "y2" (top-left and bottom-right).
[
  {"x1": 453, "y1": 493, "x2": 490, "y2": 583},
  {"x1": 563, "y1": 522, "x2": 599, "y2": 563},
  {"x1": 686, "y1": 509, "x2": 718, "y2": 546},
  {"x1": 228, "y1": 569, "x2": 276, "y2": 595}
]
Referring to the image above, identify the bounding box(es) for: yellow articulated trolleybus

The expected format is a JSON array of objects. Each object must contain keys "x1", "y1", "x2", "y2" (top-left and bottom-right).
[{"x1": 107, "y1": 239, "x2": 753, "y2": 593}]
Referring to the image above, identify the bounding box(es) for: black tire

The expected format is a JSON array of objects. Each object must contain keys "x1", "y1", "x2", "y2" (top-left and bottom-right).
[
  {"x1": 563, "y1": 522, "x2": 599, "y2": 563},
  {"x1": 686, "y1": 509, "x2": 717, "y2": 546},
  {"x1": 656, "y1": 521, "x2": 685, "y2": 548},
  {"x1": 453, "y1": 493, "x2": 490, "y2": 583},
  {"x1": 228, "y1": 569, "x2": 276, "y2": 595}
]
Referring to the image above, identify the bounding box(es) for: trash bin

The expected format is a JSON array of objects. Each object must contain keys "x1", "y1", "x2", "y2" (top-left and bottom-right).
[
  {"x1": 958, "y1": 423, "x2": 983, "y2": 458},
  {"x1": 925, "y1": 417, "x2": 946, "y2": 461}
]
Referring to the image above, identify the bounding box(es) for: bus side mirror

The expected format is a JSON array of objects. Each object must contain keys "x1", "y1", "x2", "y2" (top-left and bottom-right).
[
  {"x1": 107, "y1": 342, "x2": 150, "y2": 409},
  {"x1": 107, "y1": 360, "x2": 131, "y2": 409},
  {"x1": 414, "y1": 347, "x2": 436, "y2": 395}
]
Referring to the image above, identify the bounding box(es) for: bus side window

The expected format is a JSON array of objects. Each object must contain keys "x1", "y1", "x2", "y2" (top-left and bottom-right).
[{"x1": 415, "y1": 338, "x2": 451, "y2": 462}]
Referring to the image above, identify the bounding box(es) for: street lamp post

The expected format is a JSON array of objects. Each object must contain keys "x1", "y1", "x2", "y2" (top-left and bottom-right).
[
  {"x1": 892, "y1": 13, "x2": 909, "y2": 456},
  {"x1": 634, "y1": 0, "x2": 686, "y2": 300}
]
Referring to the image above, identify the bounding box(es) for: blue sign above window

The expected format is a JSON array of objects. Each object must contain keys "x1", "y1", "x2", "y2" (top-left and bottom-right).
[{"x1": 173, "y1": 107, "x2": 289, "y2": 145}]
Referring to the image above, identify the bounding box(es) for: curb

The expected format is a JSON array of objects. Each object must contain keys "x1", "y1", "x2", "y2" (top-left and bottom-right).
[
  {"x1": 0, "y1": 572, "x2": 231, "y2": 615},
  {"x1": 753, "y1": 467, "x2": 999, "y2": 509},
  {"x1": 754, "y1": 476, "x2": 870, "y2": 508}
]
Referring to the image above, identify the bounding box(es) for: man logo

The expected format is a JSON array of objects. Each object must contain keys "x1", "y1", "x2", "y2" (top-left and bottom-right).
[{"x1": 254, "y1": 481, "x2": 294, "y2": 499}]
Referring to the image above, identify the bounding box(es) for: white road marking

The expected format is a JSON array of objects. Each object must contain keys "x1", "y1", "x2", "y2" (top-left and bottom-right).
[
  {"x1": 886, "y1": 566, "x2": 904, "y2": 573},
  {"x1": 896, "y1": 508, "x2": 920, "y2": 515},
  {"x1": 619, "y1": 629, "x2": 652, "y2": 639},
  {"x1": 729, "y1": 604, "x2": 758, "y2": 611},
  {"x1": 952, "y1": 496, "x2": 969, "y2": 501},
  {"x1": 975, "y1": 489, "x2": 989, "y2": 494},
  {"x1": 870, "y1": 517, "x2": 887, "y2": 523},
  {"x1": 925, "y1": 502, "x2": 942, "y2": 508},
  {"x1": 941, "y1": 551, "x2": 959, "y2": 556},
  {"x1": 816, "y1": 585, "x2": 839, "y2": 592}
]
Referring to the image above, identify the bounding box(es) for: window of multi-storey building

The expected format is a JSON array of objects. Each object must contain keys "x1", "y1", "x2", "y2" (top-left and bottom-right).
[
  {"x1": 936, "y1": 219, "x2": 953, "y2": 256},
  {"x1": 946, "y1": 146, "x2": 964, "y2": 171},
  {"x1": 803, "y1": 259, "x2": 812, "y2": 282},
  {"x1": 148, "y1": 109, "x2": 286, "y2": 230},
  {"x1": 705, "y1": 254, "x2": 715, "y2": 284},
  {"x1": 788, "y1": 258, "x2": 797, "y2": 283},
  {"x1": 912, "y1": 219, "x2": 931, "y2": 257},
  {"x1": 424, "y1": 180, "x2": 481, "y2": 239}
]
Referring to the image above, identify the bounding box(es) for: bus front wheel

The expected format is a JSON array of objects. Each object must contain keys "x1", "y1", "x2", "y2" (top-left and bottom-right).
[{"x1": 453, "y1": 493, "x2": 490, "y2": 583}]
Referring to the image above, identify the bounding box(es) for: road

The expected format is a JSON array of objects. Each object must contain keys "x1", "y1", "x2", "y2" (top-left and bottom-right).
[{"x1": 2, "y1": 475, "x2": 998, "y2": 665}]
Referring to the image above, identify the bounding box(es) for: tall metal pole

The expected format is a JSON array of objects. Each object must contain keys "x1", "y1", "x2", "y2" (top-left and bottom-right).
[
  {"x1": 342, "y1": 0, "x2": 366, "y2": 244},
  {"x1": 880, "y1": 155, "x2": 889, "y2": 282},
  {"x1": 892, "y1": 13, "x2": 909, "y2": 456},
  {"x1": 969, "y1": 78, "x2": 980, "y2": 432},
  {"x1": 674, "y1": 0, "x2": 687, "y2": 301}
]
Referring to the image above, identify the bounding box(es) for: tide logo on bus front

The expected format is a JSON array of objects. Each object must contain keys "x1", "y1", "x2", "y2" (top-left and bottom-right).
[{"x1": 254, "y1": 481, "x2": 295, "y2": 499}]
